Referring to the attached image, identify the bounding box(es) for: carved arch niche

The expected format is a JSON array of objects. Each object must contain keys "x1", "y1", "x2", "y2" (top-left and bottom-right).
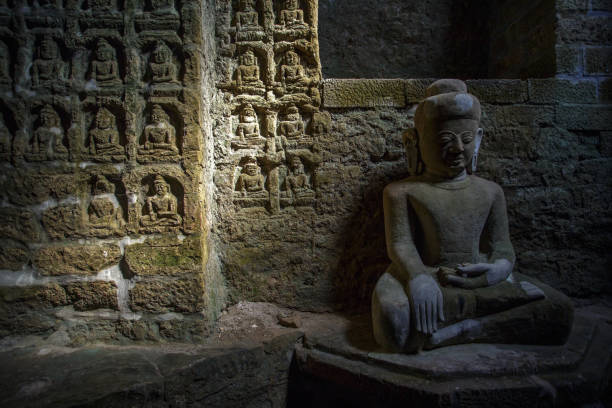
[
  {"x1": 85, "y1": 37, "x2": 125, "y2": 88},
  {"x1": 31, "y1": 35, "x2": 71, "y2": 88},
  {"x1": 136, "y1": 102, "x2": 183, "y2": 163},
  {"x1": 140, "y1": 39, "x2": 183, "y2": 89},
  {"x1": 83, "y1": 171, "x2": 128, "y2": 237},
  {"x1": 82, "y1": 99, "x2": 127, "y2": 162},
  {"x1": 24, "y1": 101, "x2": 71, "y2": 162},
  {"x1": 136, "y1": 172, "x2": 185, "y2": 233}
]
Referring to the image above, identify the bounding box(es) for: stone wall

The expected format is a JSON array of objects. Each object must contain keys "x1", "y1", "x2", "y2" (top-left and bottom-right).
[
  {"x1": 214, "y1": 78, "x2": 612, "y2": 311},
  {"x1": 0, "y1": 0, "x2": 216, "y2": 342}
]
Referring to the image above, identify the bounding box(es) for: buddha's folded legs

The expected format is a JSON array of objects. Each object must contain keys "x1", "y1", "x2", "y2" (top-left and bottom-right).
[{"x1": 372, "y1": 267, "x2": 574, "y2": 353}]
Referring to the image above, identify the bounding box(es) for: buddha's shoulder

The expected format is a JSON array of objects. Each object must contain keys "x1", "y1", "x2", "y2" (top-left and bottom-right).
[
  {"x1": 469, "y1": 175, "x2": 504, "y2": 194},
  {"x1": 383, "y1": 176, "x2": 433, "y2": 196}
]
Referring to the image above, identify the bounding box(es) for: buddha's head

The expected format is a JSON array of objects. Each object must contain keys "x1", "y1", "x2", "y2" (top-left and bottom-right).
[
  {"x1": 240, "y1": 104, "x2": 256, "y2": 123},
  {"x1": 290, "y1": 156, "x2": 304, "y2": 174},
  {"x1": 153, "y1": 175, "x2": 169, "y2": 196},
  {"x1": 284, "y1": 50, "x2": 298, "y2": 66},
  {"x1": 40, "y1": 38, "x2": 59, "y2": 60},
  {"x1": 239, "y1": 0, "x2": 255, "y2": 11},
  {"x1": 95, "y1": 107, "x2": 115, "y2": 130},
  {"x1": 96, "y1": 39, "x2": 114, "y2": 62},
  {"x1": 151, "y1": 104, "x2": 169, "y2": 124},
  {"x1": 285, "y1": 105, "x2": 300, "y2": 122},
  {"x1": 40, "y1": 104, "x2": 60, "y2": 128},
  {"x1": 241, "y1": 50, "x2": 256, "y2": 66},
  {"x1": 284, "y1": 0, "x2": 298, "y2": 10},
  {"x1": 243, "y1": 157, "x2": 259, "y2": 176},
  {"x1": 414, "y1": 79, "x2": 482, "y2": 179},
  {"x1": 93, "y1": 175, "x2": 115, "y2": 195},
  {"x1": 152, "y1": 41, "x2": 171, "y2": 64}
]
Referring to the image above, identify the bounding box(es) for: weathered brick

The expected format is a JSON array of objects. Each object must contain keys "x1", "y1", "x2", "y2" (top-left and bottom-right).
[
  {"x1": 129, "y1": 278, "x2": 204, "y2": 313},
  {"x1": 556, "y1": 15, "x2": 612, "y2": 45},
  {"x1": 528, "y1": 79, "x2": 597, "y2": 104},
  {"x1": 557, "y1": 0, "x2": 588, "y2": 11},
  {"x1": 555, "y1": 45, "x2": 583, "y2": 75},
  {"x1": 34, "y1": 244, "x2": 121, "y2": 276},
  {"x1": 501, "y1": 105, "x2": 555, "y2": 127},
  {"x1": 601, "y1": 131, "x2": 612, "y2": 156},
  {"x1": 0, "y1": 283, "x2": 68, "y2": 308},
  {"x1": 0, "y1": 246, "x2": 29, "y2": 271},
  {"x1": 600, "y1": 78, "x2": 612, "y2": 102},
  {"x1": 123, "y1": 235, "x2": 202, "y2": 277},
  {"x1": 585, "y1": 46, "x2": 612, "y2": 75},
  {"x1": 466, "y1": 80, "x2": 528, "y2": 104},
  {"x1": 41, "y1": 205, "x2": 82, "y2": 240},
  {"x1": 65, "y1": 281, "x2": 118, "y2": 311},
  {"x1": 556, "y1": 104, "x2": 612, "y2": 130},
  {"x1": 323, "y1": 79, "x2": 406, "y2": 108},
  {"x1": 0, "y1": 208, "x2": 40, "y2": 242}
]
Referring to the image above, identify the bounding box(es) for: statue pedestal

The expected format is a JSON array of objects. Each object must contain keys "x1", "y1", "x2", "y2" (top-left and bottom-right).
[{"x1": 291, "y1": 307, "x2": 612, "y2": 407}]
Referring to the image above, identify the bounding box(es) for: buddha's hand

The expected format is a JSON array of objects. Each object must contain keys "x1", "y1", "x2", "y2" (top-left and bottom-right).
[
  {"x1": 442, "y1": 259, "x2": 512, "y2": 289},
  {"x1": 408, "y1": 274, "x2": 445, "y2": 335}
]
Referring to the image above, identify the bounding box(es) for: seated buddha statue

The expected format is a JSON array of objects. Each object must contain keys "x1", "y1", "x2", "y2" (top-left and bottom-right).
[
  {"x1": 88, "y1": 175, "x2": 125, "y2": 233},
  {"x1": 278, "y1": 0, "x2": 307, "y2": 29},
  {"x1": 233, "y1": 104, "x2": 266, "y2": 148},
  {"x1": 235, "y1": 0, "x2": 261, "y2": 32},
  {"x1": 149, "y1": 41, "x2": 179, "y2": 85},
  {"x1": 141, "y1": 175, "x2": 182, "y2": 227},
  {"x1": 285, "y1": 156, "x2": 314, "y2": 199},
  {"x1": 88, "y1": 107, "x2": 124, "y2": 156},
  {"x1": 372, "y1": 79, "x2": 574, "y2": 353},
  {"x1": 89, "y1": 39, "x2": 122, "y2": 87},
  {"x1": 31, "y1": 104, "x2": 67, "y2": 160},
  {"x1": 280, "y1": 50, "x2": 309, "y2": 93},
  {"x1": 32, "y1": 38, "x2": 65, "y2": 87},
  {"x1": 278, "y1": 105, "x2": 304, "y2": 141},
  {"x1": 235, "y1": 49, "x2": 264, "y2": 92},
  {"x1": 236, "y1": 157, "x2": 268, "y2": 198},
  {"x1": 139, "y1": 104, "x2": 178, "y2": 157}
]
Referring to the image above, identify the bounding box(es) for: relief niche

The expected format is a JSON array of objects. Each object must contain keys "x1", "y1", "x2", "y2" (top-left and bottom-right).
[
  {"x1": 140, "y1": 174, "x2": 183, "y2": 231},
  {"x1": 88, "y1": 106, "x2": 124, "y2": 160},
  {"x1": 32, "y1": 37, "x2": 66, "y2": 87},
  {"x1": 88, "y1": 39, "x2": 122, "y2": 87},
  {"x1": 26, "y1": 104, "x2": 68, "y2": 161},
  {"x1": 87, "y1": 174, "x2": 126, "y2": 236},
  {"x1": 138, "y1": 104, "x2": 179, "y2": 160}
]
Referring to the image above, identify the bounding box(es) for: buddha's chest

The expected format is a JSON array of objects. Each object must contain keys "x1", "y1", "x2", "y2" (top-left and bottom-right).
[
  {"x1": 37, "y1": 61, "x2": 61, "y2": 78},
  {"x1": 147, "y1": 127, "x2": 168, "y2": 142},
  {"x1": 95, "y1": 62, "x2": 114, "y2": 75},
  {"x1": 241, "y1": 66, "x2": 258, "y2": 78}
]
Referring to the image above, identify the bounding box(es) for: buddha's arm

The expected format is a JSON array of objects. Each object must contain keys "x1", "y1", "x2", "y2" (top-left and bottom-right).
[{"x1": 480, "y1": 185, "x2": 515, "y2": 283}]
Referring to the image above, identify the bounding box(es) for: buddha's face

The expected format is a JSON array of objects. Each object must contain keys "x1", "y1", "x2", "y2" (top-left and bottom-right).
[
  {"x1": 420, "y1": 118, "x2": 482, "y2": 178},
  {"x1": 41, "y1": 40, "x2": 57, "y2": 60},
  {"x1": 291, "y1": 157, "x2": 304, "y2": 173},
  {"x1": 97, "y1": 112, "x2": 112, "y2": 129},
  {"x1": 245, "y1": 163, "x2": 258, "y2": 176},
  {"x1": 41, "y1": 111, "x2": 55, "y2": 127},
  {"x1": 287, "y1": 112, "x2": 300, "y2": 121},
  {"x1": 285, "y1": 52, "x2": 298, "y2": 66},
  {"x1": 242, "y1": 110, "x2": 256, "y2": 123},
  {"x1": 97, "y1": 46, "x2": 112, "y2": 62},
  {"x1": 155, "y1": 181, "x2": 168, "y2": 195},
  {"x1": 242, "y1": 52, "x2": 255, "y2": 66},
  {"x1": 285, "y1": 0, "x2": 297, "y2": 10},
  {"x1": 153, "y1": 47, "x2": 169, "y2": 63},
  {"x1": 240, "y1": 0, "x2": 255, "y2": 11}
]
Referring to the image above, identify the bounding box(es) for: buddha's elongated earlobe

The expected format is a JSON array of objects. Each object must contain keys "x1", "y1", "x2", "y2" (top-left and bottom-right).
[{"x1": 471, "y1": 128, "x2": 483, "y2": 174}]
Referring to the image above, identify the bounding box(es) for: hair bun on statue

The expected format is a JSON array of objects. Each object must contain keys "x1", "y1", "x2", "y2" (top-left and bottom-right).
[{"x1": 416, "y1": 79, "x2": 481, "y2": 128}]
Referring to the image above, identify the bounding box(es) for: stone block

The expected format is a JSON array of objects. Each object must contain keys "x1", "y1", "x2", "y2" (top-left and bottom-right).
[
  {"x1": 0, "y1": 283, "x2": 68, "y2": 308},
  {"x1": 41, "y1": 205, "x2": 82, "y2": 240},
  {"x1": 601, "y1": 131, "x2": 612, "y2": 156},
  {"x1": 501, "y1": 105, "x2": 555, "y2": 127},
  {"x1": 0, "y1": 208, "x2": 40, "y2": 242},
  {"x1": 555, "y1": 45, "x2": 583, "y2": 75},
  {"x1": 528, "y1": 79, "x2": 597, "y2": 104},
  {"x1": 323, "y1": 79, "x2": 406, "y2": 108},
  {"x1": 404, "y1": 79, "x2": 435, "y2": 103},
  {"x1": 585, "y1": 46, "x2": 612, "y2": 75},
  {"x1": 123, "y1": 235, "x2": 201, "y2": 277},
  {"x1": 557, "y1": 0, "x2": 588, "y2": 11},
  {"x1": 0, "y1": 246, "x2": 29, "y2": 271},
  {"x1": 600, "y1": 78, "x2": 612, "y2": 102},
  {"x1": 466, "y1": 80, "x2": 528, "y2": 104},
  {"x1": 556, "y1": 15, "x2": 612, "y2": 45},
  {"x1": 556, "y1": 104, "x2": 612, "y2": 130},
  {"x1": 33, "y1": 244, "x2": 121, "y2": 276},
  {"x1": 129, "y1": 278, "x2": 204, "y2": 313},
  {"x1": 64, "y1": 281, "x2": 118, "y2": 311}
]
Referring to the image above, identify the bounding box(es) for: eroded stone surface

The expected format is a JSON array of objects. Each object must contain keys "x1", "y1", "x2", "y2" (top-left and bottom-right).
[{"x1": 33, "y1": 244, "x2": 121, "y2": 276}]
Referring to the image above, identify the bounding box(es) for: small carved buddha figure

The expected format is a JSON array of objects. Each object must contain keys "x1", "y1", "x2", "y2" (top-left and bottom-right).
[
  {"x1": 89, "y1": 107, "x2": 123, "y2": 156},
  {"x1": 141, "y1": 175, "x2": 182, "y2": 227},
  {"x1": 286, "y1": 156, "x2": 314, "y2": 199},
  {"x1": 0, "y1": 115, "x2": 10, "y2": 157},
  {"x1": 235, "y1": 0, "x2": 260, "y2": 31},
  {"x1": 234, "y1": 104, "x2": 265, "y2": 145},
  {"x1": 32, "y1": 38, "x2": 64, "y2": 87},
  {"x1": 150, "y1": 0, "x2": 177, "y2": 15},
  {"x1": 236, "y1": 157, "x2": 267, "y2": 198},
  {"x1": 372, "y1": 79, "x2": 573, "y2": 353},
  {"x1": 89, "y1": 39, "x2": 122, "y2": 87},
  {"x1": 88, "y1": 175, "x2": 125, "y2": 232},
  {"x1": 0, "y1": 42, "x2": 10, "y2": 86},
  {"x1": 140, "y1": 104, "x2": 178, "y2": 156},
  {"x1": 88, "y1": 0, "x2": 115, "y2": 12},
  {"x1": 149, "y1": 41, "x2": 179, "y2": 85},
  {"x1": 278, "y1": 105, "x2": 304, "y2": 141},
  {"x1": 280, "y1": 50, "x2": 308, "y2": 92},
  {"x1": 278, "y1": 0, "x2": 307, "y2": 29},
  {"x1": 235, "y1": 49, "x2": 263, "y2": 88},
  {"x1": 32, "y1": 105, "x2": 67, "y2": 158}
]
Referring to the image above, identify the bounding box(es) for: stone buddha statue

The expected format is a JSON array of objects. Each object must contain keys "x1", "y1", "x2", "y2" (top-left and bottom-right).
[
  {"x1": 32, "y1": 38, "x2": 65, "y2": 87},
  {"x1": 88, "y1": 175, "x2": 125, "y2": 233},
  {"x1": 234, "y1": 104, "x2": 265, "y2": 147},
  {"x1": 235, "y1": 49, "x2": 263, "y2": 90},
  {"x1": 150, "y1": 0, "x2": 177, "y2": 15},
  {"x1": 372, "y1": 79, "x2": 573, "y2": 353},
  {"x1": 141, "y1": 175, "x2": 182, "y2": 227},
  {"x1": 285, "y1": 156, "x2": 314, "y2": 199},
  {"x1": 149, "y1": 41, "x2": 179, "y2": 85},
  {"x1": 280, "y1": 50, "x2": 309, "y2": 93},
  {"x1": 278, "y1": 105, "x2": 304, "y2": 141},
  {"x1": 139, "y1": 104, "x2": 178, "y2": 156},
  {"x1": 89, "y1": 107, "x2": 123, "y2": 156},
  {"x1": 31, "y1": 104, "x2": 67, "y2": 159},
  {"x1": 235, "y1": 0, "x2": 260, "y2": 32},
  {"x1": 89, "y1": 39, "x2": 122, "y2": 87},
  {"x1": 236, "y1": 157, "x2": 267, "y2": 198},
  {"x1": 0, "y1": 42, "x2": 10, "y2": 86},
  {"x1": 278, "y1": 0, "x2": 307, "y2": 29}
]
